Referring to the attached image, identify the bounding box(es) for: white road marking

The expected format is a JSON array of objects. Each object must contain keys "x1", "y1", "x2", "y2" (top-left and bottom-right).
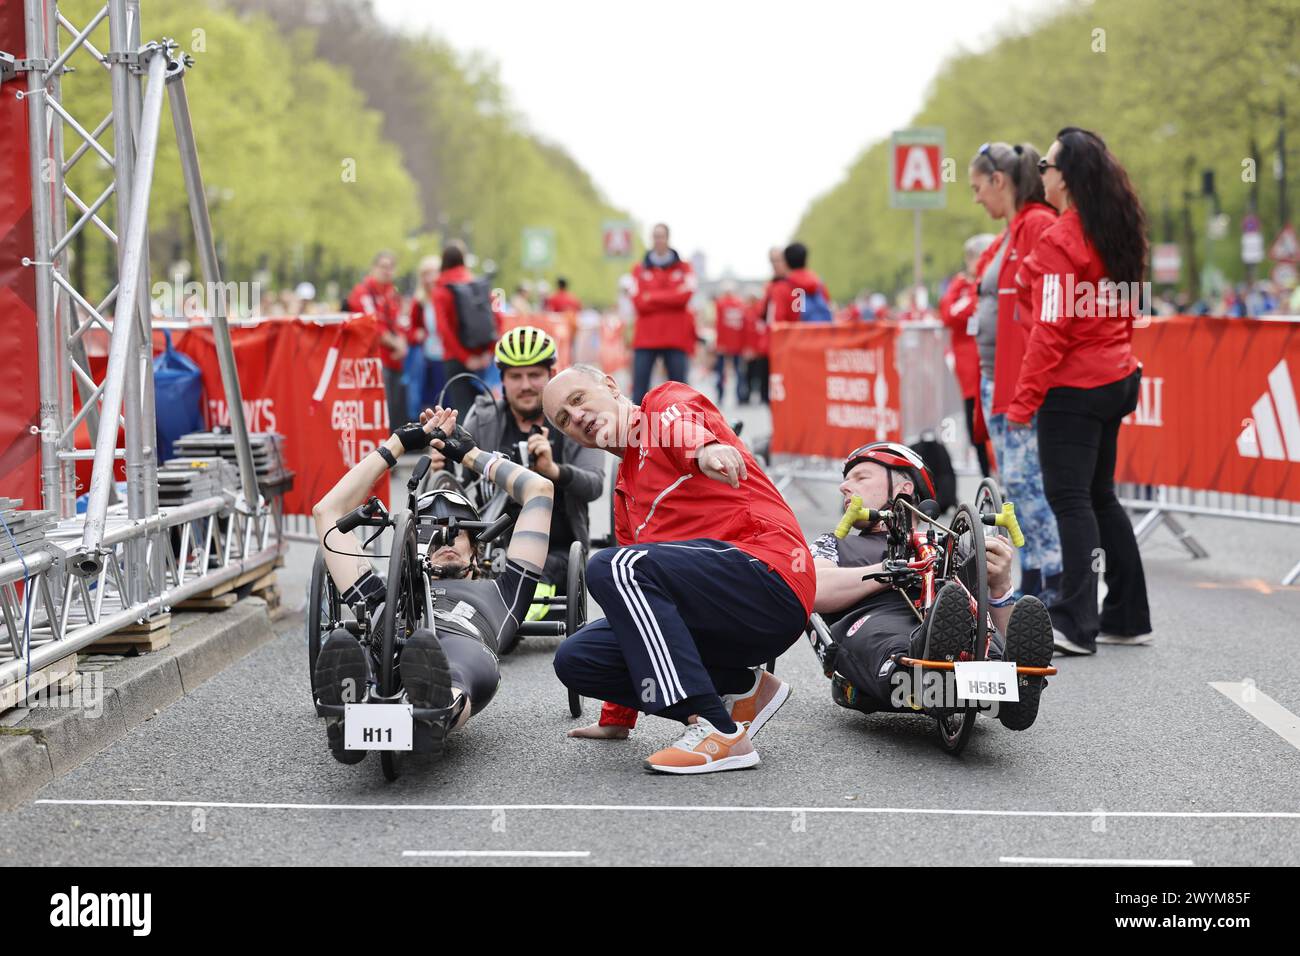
[
  {"x1": 32, "y1": 799, "x2": 1300, "y2": 819},
  {"x1": 1210, "y1": 681, "x2": 1300, "y2": 752},
  {"x1": 1000, "y1": 856, "x2": 1193, "y2": 867},
  {"x1": 402, "y1": 850, "x2": 589, "y2": 858}
]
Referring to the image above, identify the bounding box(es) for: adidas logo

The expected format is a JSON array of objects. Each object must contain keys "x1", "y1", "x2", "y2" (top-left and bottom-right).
[
  {"x1": 1237, "y1": 359, "x2": 1300, "y2": 461},
  {"x1": 659, "y1": 404, "x2": 683, "y2": 428}
]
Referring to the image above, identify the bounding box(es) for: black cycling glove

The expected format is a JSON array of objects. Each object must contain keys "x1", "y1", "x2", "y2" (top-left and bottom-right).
[
  {"x1": 430, "y1": 424, "x2": 477, "y2": 464},
  {"x1": 394, "y1": 422, "x2": 432, "y2": 452}
]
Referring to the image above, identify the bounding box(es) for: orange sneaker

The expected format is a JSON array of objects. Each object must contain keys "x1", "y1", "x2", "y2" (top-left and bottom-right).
[
  {"x1": 643, "y1": 718, "x2": 760, "y2": 775},
  {"x1": 723, "y1": 668, "x2": 790, "y2": 739}
]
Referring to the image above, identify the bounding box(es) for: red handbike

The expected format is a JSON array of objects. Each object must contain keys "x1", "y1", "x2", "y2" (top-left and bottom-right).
[{"x1": 805, "y1": 478, "x2": 1057, "y2": 755}]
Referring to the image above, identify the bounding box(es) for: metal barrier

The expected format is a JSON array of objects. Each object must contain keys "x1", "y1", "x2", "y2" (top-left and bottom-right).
[
  {"x1": 1119, "y1": 483, "x2": 1300, "y2": 585},
  {"x1": 1, "y1": 0, "x2": 277, "y2": 697},
  {"x1": 0, "y1": 495, "x2": 283, "y2": 690}
]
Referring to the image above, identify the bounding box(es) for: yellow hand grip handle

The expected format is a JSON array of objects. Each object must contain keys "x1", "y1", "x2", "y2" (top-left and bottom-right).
[
  {"x1": 995, "y1": 502, "x2": 1025, "y2": 547},
  {"x1": 835, "y1": 495, "x2": 870, "y2": 539}
]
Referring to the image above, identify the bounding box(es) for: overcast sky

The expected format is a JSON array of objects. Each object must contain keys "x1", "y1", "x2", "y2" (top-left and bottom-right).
[{"x1": 373, "y1": 0, "x2": 1058, "y2": 277}]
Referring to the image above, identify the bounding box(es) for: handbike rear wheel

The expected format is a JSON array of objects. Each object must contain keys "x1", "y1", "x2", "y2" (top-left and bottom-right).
[
  {"x1": 975, "y1": 478, "x2": 1004, "y2": 534},
  {"x1": 934, "y1": 504, "x2": 989, "y2": 755},
  {"x1": 566, "y1": 540, "x2": 586, "y2": 718}
]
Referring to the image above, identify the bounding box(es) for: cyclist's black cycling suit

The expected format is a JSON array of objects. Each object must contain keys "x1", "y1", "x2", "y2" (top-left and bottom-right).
[
  {"x1": 339, "y1": 557, "x2": 541, "y2": 714},
  {"x1": 814, "y1": 528, "x2": 1005, "y2": 713}
]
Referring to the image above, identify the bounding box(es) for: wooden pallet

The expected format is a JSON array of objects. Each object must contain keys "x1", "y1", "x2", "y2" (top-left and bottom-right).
[
  {"x1": 89, "y1": 613, "x2": 171, "y2": 654},
  {"x1": 0, "y1": 653, "x2": 78, "y2": 713},
  {"x1": 175, "y1": 592, "x2": 237, "y2": 611},
  {"x1": 184, "y1": 563, "x2": 277, "y2": 601}
]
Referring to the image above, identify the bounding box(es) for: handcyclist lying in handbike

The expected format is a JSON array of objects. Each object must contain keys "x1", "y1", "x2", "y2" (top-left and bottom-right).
[
  {"x1": 311, "y1": 406, "x2": 553, "y2": 763},
  {"x1": 815, "y1": 442, "x2": 1053, "y2": 729}
]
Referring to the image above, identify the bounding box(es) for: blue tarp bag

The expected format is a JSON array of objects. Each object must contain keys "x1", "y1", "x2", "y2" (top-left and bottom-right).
[{"x1": 153, "y1": 330, "x2": 204, "y2": 461}]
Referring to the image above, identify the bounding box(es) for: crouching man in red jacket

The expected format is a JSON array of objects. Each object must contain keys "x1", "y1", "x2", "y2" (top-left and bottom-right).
[{"x1": 543, "y1": 365, "x2": 815, "y2": 774}]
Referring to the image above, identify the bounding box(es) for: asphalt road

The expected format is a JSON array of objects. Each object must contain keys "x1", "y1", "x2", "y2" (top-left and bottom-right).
[{"x1": 4, "y1": 400, "x2": 1299, "y2": 866}]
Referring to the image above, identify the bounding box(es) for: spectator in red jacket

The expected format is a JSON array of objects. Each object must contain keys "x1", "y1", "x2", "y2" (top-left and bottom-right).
[
  {"x1": 347, "y1": 250, "x2": 412, "y2": 431},
  {"x1": 969, "y1": 141, "x2": 1062, "y2": 605},
  {"x1": 544, "y1": 277, "x2": 582, "y2": 314},
  {"x1": 939, "y1": 233, "x2": 996, "y2": 476},
  {"x1": 629, "y1": 223, "x2": 697, "y2": 402},
  {"x1": 1009, "y1": 127, "x2": 1151, "y2": 656},
  {"x1": 768, "y1": 242, "x2": 832, "y2": 323},
  {"x1": 432, "y1": 242, "x2": 499, "y2": 419},
  {"x1": 712, "y1": 281, "x2": 748, "y2": 405}
]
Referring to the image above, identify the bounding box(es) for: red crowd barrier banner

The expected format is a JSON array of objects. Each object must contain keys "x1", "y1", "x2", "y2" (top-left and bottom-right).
[
  {"x1": 175, "y1": 315, "x2": 391, "y2": 514},
  {"x1": 1117, "y1": 315, "x2": 1300, "y2": 501},
  {"x1": 0, "y1": 0, "x2": 41, "y2": 507},
  {"x1": 769, "y1": 321, "x2": 902, "y2": 457}
]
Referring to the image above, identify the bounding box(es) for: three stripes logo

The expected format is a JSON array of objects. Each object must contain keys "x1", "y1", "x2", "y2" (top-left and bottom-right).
[
  {"x1": 1237, "y1": 359, "x2": 1300, "y2": 462},
  {"x1": 659, "y1": 404, "x2": 683, "y2": 428}
]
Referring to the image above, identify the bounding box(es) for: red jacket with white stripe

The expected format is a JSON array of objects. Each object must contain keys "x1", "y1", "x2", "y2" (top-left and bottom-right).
[
  {"x1": 614, "y1": 382, "x2": 816, "y2": 615},
  {"x1": 1007, "y1": 205, "x2": 1140, "y2": 423},
  {"x1": 991, "y1": 202, "x2": 1057, "y2": 413},
  {"x1": 714, "y1": 294, "x2": 747, "y2": 354},
  {"x1": 630, "y1": 252, "x2": 697, "y2": 352},
  {"x1": 939, "y1": 272, "x2": 979, "y2": 400}
]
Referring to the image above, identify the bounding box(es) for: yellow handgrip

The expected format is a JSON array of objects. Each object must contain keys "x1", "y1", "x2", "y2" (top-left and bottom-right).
[
  {"x1": 835, "y1": 495, "x2": 870, "y2": 539},
  {"x1": 995, "y1": 502, "x2": 1025, "y2": 547}
]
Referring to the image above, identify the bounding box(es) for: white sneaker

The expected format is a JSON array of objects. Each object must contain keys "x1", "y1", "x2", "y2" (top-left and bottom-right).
[
  {"x1": 1097, "y1": 632, "x2": 1153, "y2": 646},
  {"x1": 1052, "y1": 628, "x2": 1097, "y2": 656},
  {"x1": 642, "y1": 718, "x2": 760, "y2": 775}
]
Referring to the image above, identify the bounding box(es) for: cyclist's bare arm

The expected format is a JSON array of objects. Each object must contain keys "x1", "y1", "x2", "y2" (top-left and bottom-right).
[
  {"x1": 813, "y1": 558, "x2": 891, "y2": 614},
  {"x1": 312, "y1": 430, "x2": 417, "y2": 594}
]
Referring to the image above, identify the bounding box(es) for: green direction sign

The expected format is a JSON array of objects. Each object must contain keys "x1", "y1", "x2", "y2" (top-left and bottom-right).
[
  {"x1": 890, "y1": 127, "x2": 946, "y2": 210},
  {"x1": 521, "y1": 227, "x2": 555, "y2": 271}
]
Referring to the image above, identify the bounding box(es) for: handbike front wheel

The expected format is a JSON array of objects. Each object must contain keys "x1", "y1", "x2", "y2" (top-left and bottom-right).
[
  {"x1": 566, "y1": 540, "x2": 586, "y2": 718},
  {"x1": 378, "y1": 511, "x2": 425, "y2": 781},
  {"x1": 934, "y1": 504, "x2": 990, "y2": 756}
]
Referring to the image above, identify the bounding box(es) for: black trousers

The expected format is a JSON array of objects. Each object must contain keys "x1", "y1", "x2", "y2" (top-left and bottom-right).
[
  {"x1": 382, "y1": 366, "x2": 407, "y2": 431},
  {"x1": 963, "y1": 396, "x2": 991, "y2": 477},
  {"x1": 1036, "y1": 368, "x2": 1151, "y2": 647},
  {"x1": 746, "y1": 356, "x2": 770, "y2": 404}
]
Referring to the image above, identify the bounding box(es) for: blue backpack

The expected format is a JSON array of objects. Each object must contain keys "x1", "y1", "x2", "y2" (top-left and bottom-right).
[
  {"x1": 800, "y1": 288, "x2": 833, "y2": 323},
  {"x1": 153, "y1": 330, "x2": 205, "y2": 461}
]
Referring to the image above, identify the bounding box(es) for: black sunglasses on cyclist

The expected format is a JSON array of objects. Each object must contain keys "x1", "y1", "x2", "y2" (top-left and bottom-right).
[{"x1": 1038, "y1": 159, "x2": 1058, "y2": 173}]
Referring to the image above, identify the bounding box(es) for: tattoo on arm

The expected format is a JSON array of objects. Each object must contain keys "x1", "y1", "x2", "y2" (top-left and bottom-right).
[
  {"x1": 511, "y1": 530, "x2": 550, "y2": 546},
  {"x1": 520, "y1": 496, "x2": 553, "y2": 517}
]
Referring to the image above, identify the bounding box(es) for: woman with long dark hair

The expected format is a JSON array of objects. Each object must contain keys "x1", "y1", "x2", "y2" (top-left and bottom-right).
[
  {"x1": 967, "y1": 142, "x2": 1063, "y2": 603},
  {"x1": 1008, "y1": 127, "x2": 1151, "y2": 655}
]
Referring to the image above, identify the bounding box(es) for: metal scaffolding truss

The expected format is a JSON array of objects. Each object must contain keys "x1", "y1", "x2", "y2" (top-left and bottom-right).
[{"x1": 1, "y1": 0, "x2": 278, "y2": 694}]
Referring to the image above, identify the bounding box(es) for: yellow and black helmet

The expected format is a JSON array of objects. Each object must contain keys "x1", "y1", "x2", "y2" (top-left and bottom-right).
[{"x1": 495, "y1": 325, "x2": 557, "y2": 370}]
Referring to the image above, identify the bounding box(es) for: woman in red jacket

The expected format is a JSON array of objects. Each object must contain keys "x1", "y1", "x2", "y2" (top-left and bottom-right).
[
  {"x1": 968, "y1": 142, "x2": 1063, "y2": 603},
  {"x1": 1009, "y1": 127, "x2": 1151, "y2": 655}
]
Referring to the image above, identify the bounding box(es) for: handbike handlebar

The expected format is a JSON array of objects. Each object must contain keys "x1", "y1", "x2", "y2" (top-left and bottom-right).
[
  {"x1": 834, "y1": 495, "x2": 886, "y2": 538},
  {"x1": 981, "y1": 502, "x2": 1025, "y2": 547},
  {"x1": 335, "y1": 496, "x2": 388, "y2": 534}
]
